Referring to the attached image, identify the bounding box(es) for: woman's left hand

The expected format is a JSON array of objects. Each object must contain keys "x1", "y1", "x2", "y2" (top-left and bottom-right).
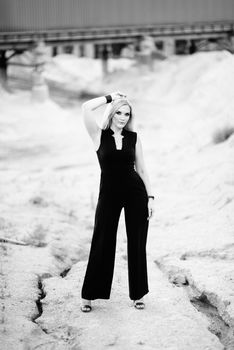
[
  {"x1": 110, "y1": 91, "x2": 127, "y2": 101},
  {"x1": 148, "y1": 198, "x2": 155, "y2": 220}
]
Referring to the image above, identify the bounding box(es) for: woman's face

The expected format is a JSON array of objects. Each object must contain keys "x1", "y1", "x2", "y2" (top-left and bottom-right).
[{"x1": 111, "y1": 105, "x2": 131, "y2": 129}]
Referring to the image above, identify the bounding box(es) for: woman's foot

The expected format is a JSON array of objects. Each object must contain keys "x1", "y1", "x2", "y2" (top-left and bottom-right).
[
  {"x1": 80, "y1": 299, "x2": 92, "y2": 313},
  {"x1": 133, "y1": 298, "x2": 145, "y2": 310}
]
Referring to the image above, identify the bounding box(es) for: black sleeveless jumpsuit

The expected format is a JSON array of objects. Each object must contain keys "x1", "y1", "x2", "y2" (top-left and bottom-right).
[{"x1": 81, "y1": 128, "x2": 149, "y2": 301}]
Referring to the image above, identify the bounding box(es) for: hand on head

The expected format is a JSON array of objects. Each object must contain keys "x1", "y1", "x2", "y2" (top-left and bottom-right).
[{"x1": 110, "y1": 91, "x2": 127, "y2": 101}]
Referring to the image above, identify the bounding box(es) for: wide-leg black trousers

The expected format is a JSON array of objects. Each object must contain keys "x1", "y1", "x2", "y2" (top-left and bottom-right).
[{"x1": 81, "y1": 172, "x2": 149, "y2": 301}]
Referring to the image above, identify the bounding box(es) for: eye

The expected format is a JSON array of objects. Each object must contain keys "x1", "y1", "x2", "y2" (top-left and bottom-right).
[
  {"x1": 125, "y1": 113, "x2": 130, "y2": 117},
  {"x1": 116, "y1": 111, "x2": 121, "y2": 115}
]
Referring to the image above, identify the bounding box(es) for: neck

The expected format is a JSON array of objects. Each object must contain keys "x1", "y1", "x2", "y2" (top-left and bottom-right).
[{"x1": 110, "y1": 125, "x2": 123, "y2": 134}]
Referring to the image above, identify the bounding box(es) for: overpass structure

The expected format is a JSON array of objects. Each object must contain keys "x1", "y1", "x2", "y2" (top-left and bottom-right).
[
  {"x1": 0, "y1": 0, "x2": 234, "y2": 90},
  {"x1": 0, "y1": 21, "x2": 233, "y2": 51},
  {"x1": 0, "y1": 21, "x2": 234, "y2": 54},
  {"x1": 0, "y1": 0, "x2": 234, "y2": 55}
]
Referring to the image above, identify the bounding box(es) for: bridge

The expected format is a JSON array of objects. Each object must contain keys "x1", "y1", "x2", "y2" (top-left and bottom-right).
[{"x1": 1, "y1": 21, "x2": 233, "y2": 51}]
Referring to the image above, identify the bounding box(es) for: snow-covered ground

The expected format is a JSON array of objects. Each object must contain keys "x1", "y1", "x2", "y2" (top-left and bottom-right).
[{"x1": 1, "y1": 51, "x2": 234, "y2": 349}]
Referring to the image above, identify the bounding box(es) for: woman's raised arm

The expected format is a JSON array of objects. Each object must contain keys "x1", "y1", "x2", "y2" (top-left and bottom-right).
[
  {"x1": 82, "y1": 92, "x2": 126, "y2": 140},
  {"x1": 82, "y1": 96, "x2": 107, "y2": 140}
]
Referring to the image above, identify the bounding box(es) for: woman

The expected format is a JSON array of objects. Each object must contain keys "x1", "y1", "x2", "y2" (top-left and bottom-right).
[{"x1": 81, "y1": 92, "x2": 154, "y2": 312}]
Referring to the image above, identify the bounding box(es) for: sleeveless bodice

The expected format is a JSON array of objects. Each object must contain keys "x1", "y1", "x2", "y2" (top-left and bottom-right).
[
  {"x1": 97, "y1": 128, "x2": 137, "y2": 175},
  {"x1": 96, "y1": 128, "x2": 147, "y2": 198}
]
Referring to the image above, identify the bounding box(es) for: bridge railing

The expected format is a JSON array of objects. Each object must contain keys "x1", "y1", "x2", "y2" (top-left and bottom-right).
[{"x1": 1, "y1": 21, "x2": 233, "y2": 50}]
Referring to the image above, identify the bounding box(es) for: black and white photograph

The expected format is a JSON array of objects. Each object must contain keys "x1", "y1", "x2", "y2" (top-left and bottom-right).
[{"x1": 1, "y1": 1, "x2": 234, "y2": 349}]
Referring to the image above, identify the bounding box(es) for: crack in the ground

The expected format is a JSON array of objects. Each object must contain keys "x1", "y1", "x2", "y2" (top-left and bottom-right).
[
  {"x1": 60, "y1": 267, "x2": 71, "y2": 278},
  {"x1": 180, "y1": 243, "x2": 234, "y2": 261},
  {"x1": 155, "y1": 259, "x2": 234, "y2": 350},
  {"x1": 31, "y1": 275, "x2": 48, "y2": 334},
  {"x1": 0, "y1": 237, "x2": 29, "y2": 246},
  {"x1": 31, "y1": 266, "x2": 73, "y2": 336},
  {"x1": 190, "y1": 293, "x2": 234, "y2": 350}
]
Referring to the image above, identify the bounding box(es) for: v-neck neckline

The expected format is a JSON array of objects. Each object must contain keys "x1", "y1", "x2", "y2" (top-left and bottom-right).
[
  {"x1": 109, "y1": 128, "x2": 126, "y2": 136},
  {"x1": 109, "y1": 128, "x2": 126, "y2": 150}
]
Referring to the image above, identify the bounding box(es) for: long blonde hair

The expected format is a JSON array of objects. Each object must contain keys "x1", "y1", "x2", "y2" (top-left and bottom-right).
[{"x1": 101, "y1": 98, "x2": 135, "y2": 131}]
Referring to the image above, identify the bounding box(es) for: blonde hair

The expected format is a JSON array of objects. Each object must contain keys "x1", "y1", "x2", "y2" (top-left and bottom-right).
[{"x1": 102, "y1": 98, "x2": 135, "y2": 131}]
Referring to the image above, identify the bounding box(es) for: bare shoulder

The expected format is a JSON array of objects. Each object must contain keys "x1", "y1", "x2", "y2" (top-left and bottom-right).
[
  {"x1": 135, "y1": 132, "x2": 142, "y2": 145},
  {"x1": 92, "y1": 127, "x2": 102, "y2": 151},
  {"x1": 135, "y1": 133, "x2": 145, "y2": 157}
]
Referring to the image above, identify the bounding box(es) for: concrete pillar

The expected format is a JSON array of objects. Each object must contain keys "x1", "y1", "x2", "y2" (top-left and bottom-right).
[
  {"x1": 52, "y1": 46, "x2": 58, "y2": 57},
  {"x1": 84, "y1": 43, "x2": 95, "y2": 58},
  {"x1": 107, "y1": 44, "x2": 113, "y2": 58},
  {"x1": 0, "y1": 50, "x2": 7, "y2": 89},
  {"x1": 46, "y1": 46, "x2": 53, "y2": 57},
  {"x1": 164, "y1": 38, "x2": 175, "y2": 57},
  {"x1": 101, "y1": 44, "x2": 109, "y2": 77},
  {"x1": 31, "y1": 41, "x2": 49, "y2": 102},
  {"x1": 73, "y1": 44, "x2": 82, "y2": 57},
  {"x1": 57, "y1": 46, "x2": 64, "y2": 55},
  {"x1": 230, "y1": 36, "x2": 234, "y2": 51}
]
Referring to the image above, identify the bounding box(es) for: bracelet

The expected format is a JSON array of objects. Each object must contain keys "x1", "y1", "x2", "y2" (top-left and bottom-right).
[
  {"x1": 105, "y1": 95, "x2": 112, "y2": 103},
  {"x1": 148, "y1": 195, "x2": 155, "y2": 200}
]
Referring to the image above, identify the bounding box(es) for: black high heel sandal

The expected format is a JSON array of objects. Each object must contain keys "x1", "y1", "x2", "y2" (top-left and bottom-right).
[
  {"x1": 133, "y1": 301, "x2": 145, "y2": 310},
  {"x1": 80, "y1": 304, "x2": 92, "y2": 313}
]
